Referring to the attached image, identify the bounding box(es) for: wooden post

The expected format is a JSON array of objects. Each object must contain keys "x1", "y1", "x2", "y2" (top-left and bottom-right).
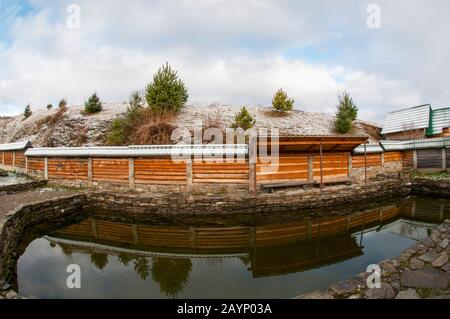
[
  {"x1": 44, "y1": 157, "x2": 48, "y2": 179},
  {"x1": 249, "y1": 134, "x2": 257, "y2": 194},
  {"x1": 308, "y1": 155, "x2": 314, "y2": 181},
  {"x1": 186, "y1": 158, "x2": 193, "y2": 190},
  {"x1": 364, "y1": 142, "x2": 367, "y2": 185},
  {"x1": 132, "y1": 225, "x2": 139, "y2": 244},
  {"x1": 91, "y1": 219, "x2": 98, "y2": 238},
  {"x1": 12, "y1": 151, "x2": 16, "y2": 168},
  {"x1": 129, "y1": 158, "x2": 135, "y2": 190},
  {"x1": 413, "y1": 150, "x2": 418, "y2": 170},
  {"x1": 319, "y1": 141, "x2": 324, "y2": 190},
  {"x1": 87, "y1": 158, "x2": 93, "y2": 187},
  {"x1": 25, "y1": 156, "x2": 28, "y2": 174},
  {"x1": 381, "y1": 152, "x2": 385, "y2": 168},
  {"x1": 442, "y1": 148, "x2": 446, "y2": 171},
  {"x1": 347, "y1": 153, "x2": 352, "y2": 178}
]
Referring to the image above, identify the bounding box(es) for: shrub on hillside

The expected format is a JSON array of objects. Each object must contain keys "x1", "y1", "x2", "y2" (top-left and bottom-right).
[
  {"x1": 58, "y1": 99, "x2": 67, "y2": 109},
  {"x1": 84, "y1": 93, "x2": 103, "y2": 114},
  {"x1": 334, "y1": 91, "x2": 359, "y2": 134},
  {"x1": 145, "y1": 63, "x2": 188, "y2": 114},
  {"x1": 47, "y1": 104, "x2": 53, "y2": 110},
  {"x1": 24, "y1": 104, "x2": 32, "y2": 119},
  {"x1": 231, "y1": 107, "x2": 256, "y2": 131},
  {"x1": 272, "y1": 88, "x2": 294, "y2": 112}
]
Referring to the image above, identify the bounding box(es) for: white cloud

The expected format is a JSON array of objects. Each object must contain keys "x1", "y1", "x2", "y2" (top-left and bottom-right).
[{"x1": 0, "y1": 0, "x2": 447, "y2": 122}]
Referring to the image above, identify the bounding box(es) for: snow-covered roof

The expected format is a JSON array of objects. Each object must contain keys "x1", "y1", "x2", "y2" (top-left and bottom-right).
[
  {"x1": 381, "y1": 104, "x2": 431, "y2": 135},
  {"x1": 381, "y1": 137, "x2": 450, "y2": 151},
  {"x1": 353, "y1": 143, "x2": 384, "y2": 154},
  {"x1": 25, "y1": 144, "x2": 248, "y2": 158},
  {"x1": 0, "y1": 140, "x2": 32, "y2": 151}
]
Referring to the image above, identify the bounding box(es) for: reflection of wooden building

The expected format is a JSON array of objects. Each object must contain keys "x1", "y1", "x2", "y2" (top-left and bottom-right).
[{"x1": 46, "y1": 199, "x2": 450, "y2": 277}]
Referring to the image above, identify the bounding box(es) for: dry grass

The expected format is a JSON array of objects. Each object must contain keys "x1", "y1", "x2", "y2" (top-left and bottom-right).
[
  {"x1": 127, "y1": 109, "x2": 177, "y2": 145},
  {"x1": 201, "y1": 111, "x2": 226, "y2": 143},
  {"x1": 36, "y1": 107, "x2": 68, "y2": 128}
]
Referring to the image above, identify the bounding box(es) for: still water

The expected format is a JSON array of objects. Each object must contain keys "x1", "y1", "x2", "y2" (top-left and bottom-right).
[{"x1": 16, "y1": 196, "x2": 450, "y2": 299}]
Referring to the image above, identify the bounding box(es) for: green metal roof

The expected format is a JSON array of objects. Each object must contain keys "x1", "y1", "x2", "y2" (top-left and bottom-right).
[
  {"x1": 428, "y1": 107, "x2": 450, "y2": 136},
  {"x1": 381, "y1": 104, "x2": 431, "y2": 135}
]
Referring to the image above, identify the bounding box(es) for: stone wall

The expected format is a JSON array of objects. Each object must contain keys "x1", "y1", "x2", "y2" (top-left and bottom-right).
[
  {"x1": 88, "y1": 178, "x2": 410, "y2": 216},
  {"x1": 0, "y1": 180, "x2": 47, "y2": 196},
  {"x1": 411, "y1": 178, "x2": 450, "y2": 198},
  {"x1": 0, "y1": 194, "x2": 87, "y2": 282}
]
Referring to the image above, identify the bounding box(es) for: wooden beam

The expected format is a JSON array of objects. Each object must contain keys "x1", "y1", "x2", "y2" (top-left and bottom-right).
[
  {"x1": 442, "y1": 148, "x2": 447, "y2": 171},
  {"x1": 364, "y1": 142, "x2": 367, "y2": 185},
  {"x1": 186, "y1": 158, "x2": 193, "y2": 190},
  {"x1": 320, "y1": 141, "x2": 324, "y2": 190},
  {"x1": 87, "y1": 158, "x2": 93, "y2": 187},
  {"x1": 44, "y1": 157, "x2": 48, "y2": 180},
  {"x1": 308, "y1": 155, "x2": 314, "y2": 181},
  {"x1": 249, "y1": 134, "x2": 257, "y2": 194}
]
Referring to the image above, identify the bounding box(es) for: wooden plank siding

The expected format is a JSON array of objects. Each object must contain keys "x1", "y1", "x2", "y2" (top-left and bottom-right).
[
  {"x1": 193, "y1": 159, "x2": 249, "y2": 184},
  {"x1": 27, "y1": 157, "x2": 45, "y2": 173},
  {"x1": 135, "y1": 158, "x2": 187, "y2": 184},
  {"x1": 384, "y1": 152, "x2": 402, "y2": 163},
  {"x1": 352, "y1": 154, "x2": 382, "y2": 168},
  {"x1": 47, "y1": 158, "x2": 88, "y2": 180},
  {"x1": 313, "y1": 153, "x2": 349, "y2": 179},
  {"x1": 15, "y1": 151, "x2": 26, "y2": 168},
  {"x1": 257, "y1": 155, "x2": 309, "y2": 183},
  {"x1": 447, "y1": 148, "x2": 450, "y2": 169},
  {"x1": 92, "y1": 158, "x2": 129, "y2": 183},
  {"x1": 402, "y1": 151, "x2": 414, "y2": 169},
  {"x1": 3, "y1": 151, "x2": 13, "y2": 166},
  {"x1": 417, "y1": 149, "x2": 443, "y2": 169}
]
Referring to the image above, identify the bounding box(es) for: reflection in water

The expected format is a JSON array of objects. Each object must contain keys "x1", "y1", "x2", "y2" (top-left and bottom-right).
[{"x1": 15, "y1": 196, "x2": 450, "y2": 299}]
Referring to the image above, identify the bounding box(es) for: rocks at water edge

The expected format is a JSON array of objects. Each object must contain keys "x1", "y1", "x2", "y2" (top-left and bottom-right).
[{"x1": 295, "y1": 219, "x2": 450, "y2": 299}]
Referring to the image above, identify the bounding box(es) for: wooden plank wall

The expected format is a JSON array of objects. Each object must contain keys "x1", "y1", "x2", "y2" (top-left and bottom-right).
[
  {"x1": 135, "y1": 158, "x2": 187, "y2": 184},
  {"x1": 313, "y1": 153, "x2": 349, "y2": 180},
  {"x1": 384, "y1": 151, "x2": 402, "y2": 163},
  {"x1": 47, "y1": 158, "x2": 88, "y2": 180},
  {"x1": 3, "y1": 151, "x2": 13, "y2": 166},
  {"x1": 417, "y1": 149, "x2": 443, "y2": 169},
  {"x1": 15, "y1": 151, "x2": 26, "y2": 168},
  {"x1": 352, "y1": 154, "x2": 382, "y2": 168},
  {"x1": 93, "y1": 158, "x2": 129, "y2": 183},
  {"x1": 27, "y1": 157, "x2": 45, "y2": 173},
  {"x1": 402, "y1": 151, "x2": 414, "y2": 169},
  {"x1": 193, "y1": 159, "x2": 249, "y2": 184},
  {"x1": 257, "y1": 155, "x2": 309, "y2": 183},
  {"x1": 447, "y1": 149, "x2": 450, "y2": 169}
]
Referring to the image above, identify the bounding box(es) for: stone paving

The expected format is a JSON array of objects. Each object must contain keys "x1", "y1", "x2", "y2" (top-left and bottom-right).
[{"x1": 297, "y1": 219, "x2": 450, "y2": 299}]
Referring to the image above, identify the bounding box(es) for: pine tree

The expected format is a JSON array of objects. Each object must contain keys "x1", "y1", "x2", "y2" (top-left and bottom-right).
[
  {"x1": 47, "y1": 104, "x2": 53, "y2": 110},
  {"x1": 58, "y1": 99, "x2": 67, "y2": 109},
  {"x1": 127, "y1": 90, "x2": 144, "y2": 120},
  {"x1": 272, "y1": 88, "x2": 294, "y2": 112},
  {"x1": 231, "y1": 107, "x2": 256, "y2": 130},
  {"x1": 145, "y1": 63, "x2": 189, "y2": 114},
  {"x1": 24, "y1": 104, "x2": 32, "y2": 118},
  {"x1": 334, "y1": 91, "x2": 358, "y2": 133},
  {"x1": 84, "y1": 93, "x2": 103, "y2": 114}
]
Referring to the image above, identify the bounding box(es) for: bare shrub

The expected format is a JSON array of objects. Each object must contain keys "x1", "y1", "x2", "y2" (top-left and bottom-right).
[{"x1": 127, "y1": 109, "x2": 177, "y2": 145}]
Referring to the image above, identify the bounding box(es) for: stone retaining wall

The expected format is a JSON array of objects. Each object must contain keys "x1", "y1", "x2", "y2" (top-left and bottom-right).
[
  {"x1": 411, "y1": 178, "x2": 450, "y2": 198},
  {"x1": 0, "y1": 195, "x2": 87, "y2": 283},
  {"x1": 88, "y1": 178, "x2": 410, "y2": 215},
  {"x1": 0, "y1": 180, "x2": 47, "y2": 196}
]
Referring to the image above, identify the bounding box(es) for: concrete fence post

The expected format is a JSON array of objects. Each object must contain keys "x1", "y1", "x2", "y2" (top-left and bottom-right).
[
  {"x1": 248, "y1": 134, "x2": 257, "y2": 193},
  {"x1": 347, "y1": 153, "x2": 352, "y2": 178},
  {"x1": 87, "y1": 158, "x2": 93, "y2": 187},
  {"x1": 12, "y1": 151, "x2": 16, "y2": 168},
  {"x1": 413, "y1": 150, "x2": 418, "y2": 170},
  {"x1": 25, "y1": 156, "x2": 28, "y2": 174},
  {"x1": 129, "y1": 158, "x2": 135, "y2": 190},
  {"x1": 442, "y1": 148, "x2": 447, "y2": 171},
  {"x1": 308, "y1": 155, "x2": 314, "y2": 180},
  {"x1": 186, "y1": 158, "x2": 193, "y2": 190},
  {"x1": 380, "y1": 152, "x2": 385, "y2": 168},
  {"x1": 44, "y1": 157, "x2": 48, "y2": 179}
]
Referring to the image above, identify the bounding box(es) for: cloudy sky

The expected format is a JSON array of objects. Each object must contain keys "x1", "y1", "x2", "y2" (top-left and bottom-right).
[{"x1": 0, "y1": 0, "x2": 449, "y2": 122}]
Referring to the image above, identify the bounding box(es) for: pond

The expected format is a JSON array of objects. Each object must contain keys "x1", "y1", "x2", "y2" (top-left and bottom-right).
[{"x1": 15, "y1": 196, "x2": 450, "y2": 299}]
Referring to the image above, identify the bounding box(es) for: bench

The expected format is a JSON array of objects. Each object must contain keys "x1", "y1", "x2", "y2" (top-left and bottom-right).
[
  {"x1": 261, "y1": 180, "x2": 316, "y2": 193},
  {"x1": 261, "y1": 177, "x2": 352, "y2": 192}
]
